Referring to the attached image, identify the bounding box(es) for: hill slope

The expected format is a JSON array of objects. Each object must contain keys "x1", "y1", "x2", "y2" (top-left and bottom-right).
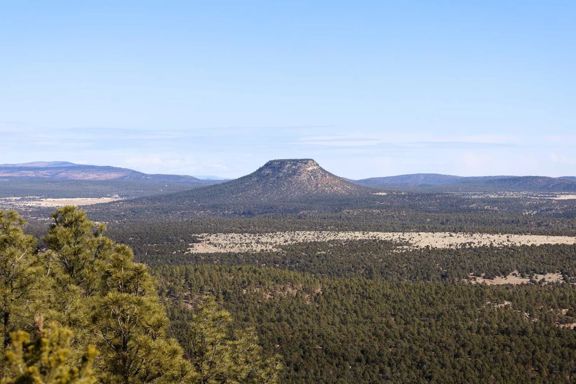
[
  {"x1": 0, "y1": 161, "x2": 202, "y2": 182},
  {"x1": 0, "y1": 162, "x2": 221, "y2": 198},
  {"x1": 100, "y1": 159, "x2": 372, "y2": 217},
  {"x1": 357, "y1": 173, "x2": 464, "y2": 188},
  {"x1": 355, "y1": 174, "x2": 576, "y2": 192},
  {"x1": 199, "y1": 159, "x2": 368, "y2": 202}
]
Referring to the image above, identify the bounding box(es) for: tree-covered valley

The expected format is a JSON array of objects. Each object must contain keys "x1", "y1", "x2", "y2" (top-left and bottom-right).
[
  {"x1": 3, "y1": 202, "x2": 576, "y2": 383},
  {"x1": 2, "y1": 160, "x2": 576, "y2": 383}
]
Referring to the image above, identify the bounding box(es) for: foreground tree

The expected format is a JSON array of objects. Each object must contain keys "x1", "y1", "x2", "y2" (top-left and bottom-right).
[
  {"x1": 1, "y1": 320, "x2": 97, "y2": 384},
  {"x1": 185, "y1": 296, "x2": 282, "y2": 384},
  {"x1": 44, "y1": 207, "x2": 195, "y2": 383},
  {"x1": 0, "y1": 210, "x2": 45, "y2": 374},
  {"x1": 1, "y1": 208, "x2": 281, "y2": 384}
]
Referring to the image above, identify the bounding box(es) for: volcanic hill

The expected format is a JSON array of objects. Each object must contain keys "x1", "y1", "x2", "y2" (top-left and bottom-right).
[
  {"x1": 101, "y1": 159, "x2": 372, "y2": 217},
  {"x1": 209, "y1": 159, "x2": 368, "y2": 201},
  {"x1": 154, "y1": 159, "x2": 368, "y2": 202}
]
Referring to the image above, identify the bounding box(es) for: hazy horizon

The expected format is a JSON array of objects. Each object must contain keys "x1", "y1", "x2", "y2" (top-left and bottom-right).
[
  {"x1": 1, "y1": 159, "x2": 575, "y2": 180},
  {"x1": 1, "y1": 1, "x2": 575, "y2": 179}
]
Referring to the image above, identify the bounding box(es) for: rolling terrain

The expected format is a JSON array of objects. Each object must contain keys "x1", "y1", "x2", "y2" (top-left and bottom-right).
[
  {"x1": 3, "y1": 159, "x2": 576, "y2": 383},
  {"x1": 0, "y1": 161, "x2": 222, "y2": 199},
  {"x1": 152, "y1": 158, "x2": 371, "y2": 202},
  {"x1": 0, "y1": 161, "x2": 201, "y2": 182},
  {"x1": 355, "y1": 173, "x2": 576, "y2": 192},
  {"x1": 98, "y1": 159, "x2": 374, "y2": 219},
  {"x1": 85, "y1": 159, "x2": 576, "y2": 235}
]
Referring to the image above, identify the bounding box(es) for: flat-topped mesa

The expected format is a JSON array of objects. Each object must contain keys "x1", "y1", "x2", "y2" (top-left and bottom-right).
[
  {"x1": 150, "y1": 158, "x2": 371, "y2": 206},
  {"x1": 224, "y1": 158, "x2": 368, "y2": 200},
  {"x1": 110, "y1": 158, "x2": 372, "y2": 213},
  {"x1": 255, "y1": 159, "x2": 321, "y2": 177}
]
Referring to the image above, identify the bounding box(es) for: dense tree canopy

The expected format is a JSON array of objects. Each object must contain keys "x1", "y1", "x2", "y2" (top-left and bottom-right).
[
  {"x1": 5, "y1": 203, "x2": 576, "y2": 383},
  {"x1": 157, "y1": 264, "x2": 576, "y2": 384},
  {"x1": 1, "y1": 320, "x2": 97, "y2": 384},
  {"x1": 0, "y1": 208, "x2": 280, "y2": 384}
]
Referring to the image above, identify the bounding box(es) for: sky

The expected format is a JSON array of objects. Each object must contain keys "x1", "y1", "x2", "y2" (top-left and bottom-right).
[{"x1": 0, "y1": 0, "x2": 575, "y2": 179}]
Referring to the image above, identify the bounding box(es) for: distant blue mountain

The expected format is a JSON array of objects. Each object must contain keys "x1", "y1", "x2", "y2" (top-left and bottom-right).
[
  {"x1": 0, "y1": 161, "x2": 224, "y2": 198},
  {"x1": 355, "y1": 173, "x2": 576, "y2": 192},
  {"x1": 0, "y1": 161, "x2": 211, "y2": 183}
]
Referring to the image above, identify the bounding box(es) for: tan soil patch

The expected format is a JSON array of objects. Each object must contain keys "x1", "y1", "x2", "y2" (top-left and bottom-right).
[
  {"x1": 468, "y1": 271, "x2": 564, "y2": 285},
  {"x1": 246, "y1": 283, "x2": 322, "y2": 304},
  {"x1": 187, "y1": 231, "x2": 576, "y2": 254},
  {"x1": 552, "y1": 194, "x2": 576, "y2": 200},
  {"x1": 0, "y1": 197, "x2": 121, "y2": 208},
  {"x1": 454, "y1": 192, "x2": 576, "y2": 200}
]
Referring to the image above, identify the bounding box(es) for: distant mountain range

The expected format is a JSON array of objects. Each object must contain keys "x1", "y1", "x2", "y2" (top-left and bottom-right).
[
  {"x1": 354, "y1": 173, "x2": 576, "y2": 192},
  {"x1": 0, "y1": 161, "x2": 205, "y2": 183},
  {"x1": 2, "y1": 161, "x2": 576, "y2": 203},
  {"x1": 0, "y1": 162, "x2": 222, "y2": 198}
]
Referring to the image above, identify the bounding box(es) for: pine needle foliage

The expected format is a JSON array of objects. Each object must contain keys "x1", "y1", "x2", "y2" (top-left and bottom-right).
[
  {"x1": 1, "y1": 208, "x2": 279, "y2": 384},
  {"x1": 1, "y1": 320, "x2": 97, "y2": 384}
]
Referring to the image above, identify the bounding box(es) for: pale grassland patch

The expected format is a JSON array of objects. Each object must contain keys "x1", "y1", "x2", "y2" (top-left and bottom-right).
[
  {"x1": 0, "y1": 197, "x2": 121, "y2": 208},
  {"x1": 187, "y1": 231, "x2": 576, "y2": 254},
  {"x1": 552, "y1": 194, "x2": 576, "y2": 200},
  {"x1": 468, "y1": 271, "x2": 564, "y2": 285}
]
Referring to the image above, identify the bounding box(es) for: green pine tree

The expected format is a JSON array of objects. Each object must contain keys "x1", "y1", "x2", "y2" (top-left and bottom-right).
[
  {"x1": 1, "y1": 319, "x2": 97, "y2": 384},
  {"x1": 0, "y1": 210, "x2": 46, "y2": 374},
  {"x1": 1, "y1": 208, "x2": 283, "y2": 384},
  {"x1": 45, "y1": 207, "x2": 195, "y2": 384},
  {"x1": 186, "y1": 296, "x2": 282, "y2": 384}
]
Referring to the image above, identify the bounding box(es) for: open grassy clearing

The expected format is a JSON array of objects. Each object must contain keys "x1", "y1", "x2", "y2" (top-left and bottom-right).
[
  {"x1": 0, "y1": 196, "x2": 122, "y2": 208},
  {"x1": 467, "y1": 271, "x2": 564, "y2": 285},
  {"x1": 188, "y1": 230, "x2": 576, "y2": 254}
]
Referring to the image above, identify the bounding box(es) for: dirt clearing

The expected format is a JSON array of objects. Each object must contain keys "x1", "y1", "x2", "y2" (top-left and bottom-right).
[
  {"x1": 187, "y1": 231, "x2": 576, "y2": 254},
  {"x1": 0, "y1": 197, "x2": 121, "y2": 208}
]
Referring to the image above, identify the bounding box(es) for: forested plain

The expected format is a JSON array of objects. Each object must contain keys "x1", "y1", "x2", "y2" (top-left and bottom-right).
[
  {"x1": 147, "y1": 236, "x2": 576, "y2": 383},
  {"x1": 4, "y1": 192, "x2": 576, "y2": 383},
  {"x1": 103, "y1": 195, "x2": 576, "y2": 383},
  {"x1": 157, "y1": 265, "x2": 576, "y2": 383}
]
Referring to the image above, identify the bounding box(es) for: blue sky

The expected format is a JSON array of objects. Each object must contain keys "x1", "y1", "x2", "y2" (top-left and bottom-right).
[{"x1": 1, "y1": 1, "x2": 575, "y2": 178}]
